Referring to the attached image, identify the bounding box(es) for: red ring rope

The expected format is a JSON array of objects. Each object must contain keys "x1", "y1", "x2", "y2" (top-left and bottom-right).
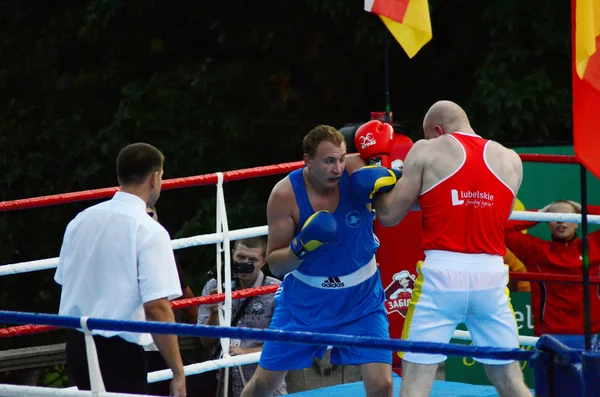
[
  {"x1": 0, "y1": 161, "x2": 304, "y2": 212},
  {"x1": 517, "y1": 154, "x2": 579, "y2": 164},
  {"x1": 169, "y1": 284, "x2": 279, "y2": 310},
  {"x1": 3, "y1": 269, "x2": 599, "y2": 338},
  {"x1": 0, "y1": 284, "x2": 279, "y2": 338},
  {"x1": 509, "y1": 272, "x2": 600, "y2": 284},
  {"x1": 0, "y1": 154, "x2": 579, "y2": 212}
]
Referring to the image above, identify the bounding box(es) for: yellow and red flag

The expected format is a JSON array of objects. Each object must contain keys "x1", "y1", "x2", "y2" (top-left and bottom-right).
[
  {"x1": 364, "y1": 0, "x2": 432, "y2": 58},
  {"x1": 572, "y1": 0, "x2": 600, "y2": 179}
]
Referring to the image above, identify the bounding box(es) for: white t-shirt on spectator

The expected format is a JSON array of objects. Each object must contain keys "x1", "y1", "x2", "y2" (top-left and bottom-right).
[{"x1": 55, "y1": 191, "x2": 182, "y2": 346}]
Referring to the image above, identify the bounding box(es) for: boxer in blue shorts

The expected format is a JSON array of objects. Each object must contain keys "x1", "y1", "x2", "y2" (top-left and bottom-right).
[{"x1": 240, "y1": 125, "x2": 400, "y2": 397}]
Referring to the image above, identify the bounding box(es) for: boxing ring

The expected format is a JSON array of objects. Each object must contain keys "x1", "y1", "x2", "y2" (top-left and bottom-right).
[{"x1": 0, "y1": 153, "x2": 599, "y2": 396}]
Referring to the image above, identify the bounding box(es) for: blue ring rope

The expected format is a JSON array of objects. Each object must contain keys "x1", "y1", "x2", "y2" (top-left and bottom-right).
[{"x1": 0, "y1": 310, "x2": 535, "y2": 361}]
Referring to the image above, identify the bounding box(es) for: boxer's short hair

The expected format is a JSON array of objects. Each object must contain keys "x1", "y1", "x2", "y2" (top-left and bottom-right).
[{"x1": 303, "y1": 125, "x2": 345, "y2": 158}]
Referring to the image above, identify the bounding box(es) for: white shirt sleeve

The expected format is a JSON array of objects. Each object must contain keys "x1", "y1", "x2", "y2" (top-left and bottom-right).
[
  {"x1": 54, "y1": 221, "x2": 74, "y2": 286},
  {"x1": 138, "y1": 229, "x2": 182, "y2": 303}
]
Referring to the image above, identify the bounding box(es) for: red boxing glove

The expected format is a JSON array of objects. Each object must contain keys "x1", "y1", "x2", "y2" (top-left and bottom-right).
[{"x1": 354, "y1": 120, "x2": 394, "y2": 168}]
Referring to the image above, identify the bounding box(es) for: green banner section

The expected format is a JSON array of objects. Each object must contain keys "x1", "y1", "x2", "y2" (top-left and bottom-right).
[
  {"x1": 445, "y1": 292, "x2": 535, "y2": 387},
  {"x1": 513, "y1": 145, "x2": 600, "y2": 238}
]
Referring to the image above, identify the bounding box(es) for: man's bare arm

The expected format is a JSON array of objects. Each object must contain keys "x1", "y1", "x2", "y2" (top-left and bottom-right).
[
  {"x1": 508, "y1": 149, "x2": 524, "y2": 212},
  {"x1": 374, "y1": 140, "x2": 426, "y2": 227},
  {"x1": 511, "y1": 149, "x2": 524, "y2": 195},
  {"x1": 266, "y1": 180, "x2": 303, "y2": 276},
  {"x1": 345, "y1": 154, "x2": 367, "y2": 175},
  {"x1": 144, "y1": 298, "x2": 186, "y2": 395}
]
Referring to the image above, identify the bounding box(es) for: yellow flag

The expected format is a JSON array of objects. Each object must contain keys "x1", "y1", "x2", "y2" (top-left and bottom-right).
[
  {"x1": 364, "y1": 0, "x2": 432, "y2": 58},
  {"x1": 572, "y1": 0, "x2": 600, "y2": 179},
  {"x1": 574, "y1": 0, "x2": 600, "y2": 79}
]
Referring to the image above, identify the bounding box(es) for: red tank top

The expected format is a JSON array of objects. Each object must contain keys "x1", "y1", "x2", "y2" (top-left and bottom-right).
[{"x1": 419, "y1": 133, "x2": 515, "y2": 256}]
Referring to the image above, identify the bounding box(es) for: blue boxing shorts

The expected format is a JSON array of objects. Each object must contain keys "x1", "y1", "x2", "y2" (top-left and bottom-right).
[{"x1": 259, "y1": 299, "x2": 391, "y2": 371}]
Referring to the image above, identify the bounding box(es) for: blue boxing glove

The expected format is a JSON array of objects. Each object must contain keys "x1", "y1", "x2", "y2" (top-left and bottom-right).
[
  {"x1": 289, "y1": 210, "x2": 338, "y2": 259},
  {"x1": 350, "y1": 165, "x2": 402, "y2": 203}
]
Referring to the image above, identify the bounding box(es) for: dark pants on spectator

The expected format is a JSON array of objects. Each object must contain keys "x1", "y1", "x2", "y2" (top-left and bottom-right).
[{"x1": 66, "y1": 330, "x2": 148, "y2": 394}]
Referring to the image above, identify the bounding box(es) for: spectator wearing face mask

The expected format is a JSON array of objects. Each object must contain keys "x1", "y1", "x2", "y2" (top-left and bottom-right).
[
  {"x1": 505, "y1": 200, "x2": 600, "y2": 335},
  {"x1": 197, "y1": 237, "x2": 287, "y2": 397}
]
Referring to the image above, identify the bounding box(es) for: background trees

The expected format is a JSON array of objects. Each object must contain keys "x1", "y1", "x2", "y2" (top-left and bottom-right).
[{"x1": 0, "y1": 0, "x2": 572, "y2": 350}]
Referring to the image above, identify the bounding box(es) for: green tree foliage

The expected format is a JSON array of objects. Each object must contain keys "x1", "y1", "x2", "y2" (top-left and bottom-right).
[{"x1": 0, "y1": 0, "x2": 572, "y2": 354}]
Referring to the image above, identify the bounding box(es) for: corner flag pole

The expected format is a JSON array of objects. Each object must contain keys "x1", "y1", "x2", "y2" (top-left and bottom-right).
[
  {"x1": 580, "y1": 165, "x2": 592, "y2": 350},
  {"x1": 384, "y1": 29, "x2": 391, "y2": 124}
]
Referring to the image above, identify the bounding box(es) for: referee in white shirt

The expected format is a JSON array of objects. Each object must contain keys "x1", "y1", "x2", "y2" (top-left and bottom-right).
[{"x1": 55, "y1": 143, "x2": 187, "y2": 396}]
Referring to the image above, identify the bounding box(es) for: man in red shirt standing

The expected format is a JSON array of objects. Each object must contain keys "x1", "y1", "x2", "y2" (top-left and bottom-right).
[
  {"x1": 505, "y1": 200, "x2": 600, "y2": 336},
  {"x1": 354, "y1": 100, "x2": 532, "y2": 397}
]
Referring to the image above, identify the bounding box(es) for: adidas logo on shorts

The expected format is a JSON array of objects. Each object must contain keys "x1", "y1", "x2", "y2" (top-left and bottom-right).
[{"x1": 321, "y1": 276, "x2": 345, "y2": 288}]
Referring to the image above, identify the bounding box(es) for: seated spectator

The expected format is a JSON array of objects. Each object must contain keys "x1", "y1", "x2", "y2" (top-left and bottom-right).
[
  {"x1": 145, "y1": 205, "x2": 200, "y2": 396},
  {"x1": 198, "y1": 236, "x2": 287, "y2": 397},
  {"x1": 505, "y1": 200, "x2": 600, "y2": 335}
]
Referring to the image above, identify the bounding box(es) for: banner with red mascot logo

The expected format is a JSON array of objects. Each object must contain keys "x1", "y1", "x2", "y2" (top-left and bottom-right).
[{"x1": 374, "y1": 133, "x2": 425, "y2": 375}]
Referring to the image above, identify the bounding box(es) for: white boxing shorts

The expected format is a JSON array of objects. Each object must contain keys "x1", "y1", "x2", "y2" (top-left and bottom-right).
[{"x1": 400, "y1": 250, "x2": 519, "y2": 365}]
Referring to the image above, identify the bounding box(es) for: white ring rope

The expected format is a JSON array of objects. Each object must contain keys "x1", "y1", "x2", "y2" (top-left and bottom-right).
[
  {"x1": 451, "y1": 330, "x2": 538, "y2": 347},
  {"x1": 147, "y1": 351, "x2": 261, "y2": 383},
  {"x1": 0, "y1": 385, "x2": 155, "y2": 397},
  {"x1": 215, "y1": 171, "x2": 233, "y2": 397},
  {"x1": 79, "y1": 317, "x2": 106, "y2": 395},
  {"x1": 511, "y1": 211, "x2": 600, "y2": 224},
  {"x1": 0, "y1": 226, "x2": 268, "y2": 276},
  {"x1": 1, "y1": 210, "x2": 598, "y2": 277},
  {"x1": 143, "y1": 329, "x2": 540, "y2": 383},
  {"x1": 0, "y1": 353, "x2": 262, "y2": 396}
]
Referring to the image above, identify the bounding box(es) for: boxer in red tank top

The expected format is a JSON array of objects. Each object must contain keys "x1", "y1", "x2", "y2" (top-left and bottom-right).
[
  {"x1": 373, "y1": 101, "x2": 532, "y2": 397},
  {"x1": 419, "y1": 132, "x2": 515, "y2": 256}
]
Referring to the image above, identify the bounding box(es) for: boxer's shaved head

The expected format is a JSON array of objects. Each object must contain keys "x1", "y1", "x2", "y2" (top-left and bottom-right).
[{"x1": 423, "y1": 100, "x2": 473, "y2": 139}]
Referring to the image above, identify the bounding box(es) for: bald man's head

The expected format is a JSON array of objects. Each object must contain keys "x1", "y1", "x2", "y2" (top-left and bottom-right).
[{"x1": 422, "y1": 100, "x2": 473, "y2": 139}]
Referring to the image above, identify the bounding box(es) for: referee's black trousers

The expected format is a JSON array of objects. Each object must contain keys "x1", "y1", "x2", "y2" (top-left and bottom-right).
[{"x1": 66, "y1": 330, "x2": 148, "y2": 394}]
